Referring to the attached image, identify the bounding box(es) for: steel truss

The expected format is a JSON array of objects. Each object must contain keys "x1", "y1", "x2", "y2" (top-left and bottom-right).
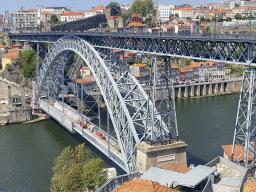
[
  {"x1": 8, "y1": 32, "x2": 256, "y2": 65},
  {"x1": 35, "y1": 36, "x2": 177, "y2": 173},
  {"x1": 231, "y1": 68, "x2": 256, "y2": 167}
]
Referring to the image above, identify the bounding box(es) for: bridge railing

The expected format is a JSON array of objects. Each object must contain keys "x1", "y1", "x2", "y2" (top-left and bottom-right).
[
  {"x1": 97, "y1": 172, "x2": 143, "y2": 192},
  {"x1": 8, "y1": 30, "x2": 256, "y2": 41}
]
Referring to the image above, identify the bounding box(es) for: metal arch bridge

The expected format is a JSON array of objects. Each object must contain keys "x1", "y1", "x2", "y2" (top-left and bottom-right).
[
  {"x1": 31, "y1": 35, "x2": 177, "y2": 173},
  {"x1": 8, "y1": 32, "x2": 256, "y2": 66},
  {"x1": 8, "y1": 32, "x2": 256, "y2": 170}
]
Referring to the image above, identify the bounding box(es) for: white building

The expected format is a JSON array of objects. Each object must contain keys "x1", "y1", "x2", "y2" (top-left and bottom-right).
[
  {"x1": 84, "y1": 10, "x2": 101, "y2": 18},
  {"x1": 158, "y1": 4, "x2": 175, "y2": 20},
  {"x1": 170, "y1": 8, "x2": 195, "y2": 19},
  {"x1": 61, "y1": 11, "x2": 85, "y2": 22}
]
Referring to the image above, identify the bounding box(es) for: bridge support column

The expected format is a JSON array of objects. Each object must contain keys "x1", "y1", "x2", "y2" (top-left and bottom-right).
[
  {"x1": 215, "y1": 83, "x2": 218, "y2": 93},
  {"x1": 197, "y1": 85, "x2": 200, "y2": 96},
  {"x1": 221, "y1": 83, "x2": 224, "y2": 92},
  {"x1": 209, "y1": 84, "x2": 213, "y2": 95},
  {"x1": 136, "y1": 141, "x2": 187, "y2": 172},
  {"x1": 203, "y1": 85, "x2": 206, "y2": 95},
  {"x1": 184, "y1": 87, "x2": 188, "y2": 98},
  {"x1": 178, "y1": 87, "x2": 182, "y2": 98},
  {"x1": 191, "y1": 86, "x2": 194, "y2": 97}
]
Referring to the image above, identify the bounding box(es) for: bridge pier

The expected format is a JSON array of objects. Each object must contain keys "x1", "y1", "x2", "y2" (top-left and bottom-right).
[
  {"x1": 136, "y1": 141, "x2": 187, "y2": 172},
  {"x1": 203, "y1": 85, "x2": 206, "y2": 95},
  {"x1": 215, "y1": 83, "x2": 218, "y2": 93},
  {"x1": 190, "y1": 86, "x2": 194, "y2": 97},
  {"x1": 220, "y1": 83, "x2": 224, "y2": 92},
  {"x1": 178, "y1": 87, "x2": 182, "y2": 98},
  {"x1": 197, "y1": 85, "x2": 200, "y2": 96},
  {"x1": 209, "y1": 84, "x2": 213, "y2": 95},
  {"x1": 184, "y1": 87, "x2": 188, "y2": 98}
]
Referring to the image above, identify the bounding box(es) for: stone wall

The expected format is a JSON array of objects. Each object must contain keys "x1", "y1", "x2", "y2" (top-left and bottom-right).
[{"x1": 7, "y1": 108, "x2": 32, "y2": 123}]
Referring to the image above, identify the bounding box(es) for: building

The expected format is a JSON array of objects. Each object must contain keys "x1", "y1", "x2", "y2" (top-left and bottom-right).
[
  {"x1": 180, "y1": 67, "x2": 193, "y2": 81},
  {"x1": 84, "y1": 10, "x2": 101, "y2": 18},
  {"x1": 158, "y1": 4, "x2": 175, "y2": 21},
  {"x1": 13, "y1": 6, "x2": 38, "y2": 32},
  {"x1": 40, "y1": 12, "x2": 54, "y2": 22},
  {"x1": 174, "y1": 24, "x2": 190, "y2": 34},
  {"x1": 108, "y1": 16, "x2": 123, "y2": 28},
  {"x1": 61, "y1": 11, "x2": 85, "y2": 22},
  {"x1": 93, "y1": 5, "x2": 106, "y2": 13},
  {"x1": 129, "y1": 63, "x2": 150, "y2": 77},
  {"x1": 124, "y1": 14, "x2": 148, "y2": 33},
  {"x1": 80, "y1": 67, "x2": 91, "y2": 78},
  {"x1": 0, "y1": 44, "x2": 8, "y2": 53},
  {"x1": 170, "y1": 8, "x2": 195, "y2": 19},
  {"x1": 2, "y1": 53, "x2": 18, "y2": 70}
]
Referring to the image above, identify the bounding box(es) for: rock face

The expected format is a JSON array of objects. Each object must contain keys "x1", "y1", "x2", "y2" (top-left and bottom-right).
[{"x1": 0, "y1": 62, "x2": 34, "y2": 89}]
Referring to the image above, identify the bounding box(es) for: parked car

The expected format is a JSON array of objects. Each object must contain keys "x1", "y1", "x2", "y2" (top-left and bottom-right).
[{"x1": 186, "y1": 82, "x2": 190, "y2": 85}]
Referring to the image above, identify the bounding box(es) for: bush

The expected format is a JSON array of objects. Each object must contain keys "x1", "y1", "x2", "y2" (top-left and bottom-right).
[{"x1": 20, "y1": 50, "x2": 37, "y2": 77}]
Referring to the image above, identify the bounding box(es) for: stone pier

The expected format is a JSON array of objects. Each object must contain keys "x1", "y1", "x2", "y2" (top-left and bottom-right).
[
  {"x1": 191, "y1": 86, "x2": 194, "y2": 97},
  {"x1": 209, "y1": 84, "x2": 213, "y2": 95},
  {"x1": 197, "y1": 85, "x2": 200, "y2": 96},
  {"x1": 184, "y1": 87, "x2": 188, "y2": 97},
  {"x1": 178, "y1": 87, "x2": 182, "y2": 98},
  {"x1": 203, "y1": 85, "x2": 206, "y2": 95},
  {"x1": 136, "y1": 141, "x2": 188, "y2": 172}
]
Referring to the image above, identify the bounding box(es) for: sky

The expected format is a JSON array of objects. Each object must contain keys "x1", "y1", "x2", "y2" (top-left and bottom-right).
[{"x1": 0, "y1": 0, "x2": 223, "y2": 15}]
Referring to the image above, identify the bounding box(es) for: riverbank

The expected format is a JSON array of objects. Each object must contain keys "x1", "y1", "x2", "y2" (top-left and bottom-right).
[{"x1": 22, "y1": 113, "x2": 50, "y2": 124}]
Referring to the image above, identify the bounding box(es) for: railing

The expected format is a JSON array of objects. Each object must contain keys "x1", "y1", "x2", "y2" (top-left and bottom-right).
[
  {"x1": 97, "y1": 172, "x2": 143, "y2": 192},
  {"x1": 8, "y1": 30, "x2": 256, "y2": 41}
]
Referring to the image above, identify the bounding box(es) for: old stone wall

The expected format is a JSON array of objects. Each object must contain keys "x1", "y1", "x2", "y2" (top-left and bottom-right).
[{"x1": 7, "y1": 108, "x2": 32, "y2": 123}]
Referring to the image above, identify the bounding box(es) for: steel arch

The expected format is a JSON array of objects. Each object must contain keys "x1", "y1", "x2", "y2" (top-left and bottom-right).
[{"x1": 36, "y1": 36, "x2": 177, "y2": 172}]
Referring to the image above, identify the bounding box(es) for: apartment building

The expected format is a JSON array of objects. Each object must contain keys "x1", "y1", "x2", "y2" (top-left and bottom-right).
[
  {"x1": 170, "y1": 8, "x2": 195, "y2": 19},
  {"x1": 158, "y1": 4, "x2": 175, "y2": 21},
  {"x1": 12, "y1": 6, "x2": 38, "y2": 32},
  {"x1": 61, "y1": 11, "x2": 85, "y2": 22}
]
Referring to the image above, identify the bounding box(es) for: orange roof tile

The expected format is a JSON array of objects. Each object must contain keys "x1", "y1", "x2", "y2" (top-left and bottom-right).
[
  {"x1": 86, "y1": 10, "x2": 101, "y2": 12},
  {"x1": 243, "y1": 180, "x2": 256, "y2": 192},
  {"x1": 112, "y1": 178, "x2": 178, "y2": 192},
  {"x1": 62, "y1": 11, "x2": 85, "y2": 16},
  {"x1": 93, "y1": 5, "x2": 106, "y2": 10},
  {"x1": 180, "y1": 68, "x2": 193, "y2": 72},
  {"x1": 222, "y1": 144, "x2": 254, "y2": 161},
  {"x1": 77, "y1": 79, "x2": 94, "y2": 84},
  {"x1": 27, "y1": 9, "x2": 38, "y2": 12},
  {"x1": 130, "y1": 64, "x2": 147, "y2": 68},
  {"x1": 133, "y1": 74, "x2": 141, "y2": 78},
  {"x1": 112, "y1": 49, "x2": 122, "y2": 53},
  {"x1": 126, "y1": 51, "x2": 136, "y2": 55},
  {"x1": 41, "y1": 11, "x2": 53, "y2": 15},
  {"x1": 162, "y1": 163, "x2": 192, "y2": 173},
  {"x1": 2, "y1": 53, "x2": 19, "y2": 60},
  {"x1": 171, "y1": 65, "x2": 179, "y2": 69},
  {"x1": 0, "y1": 44, "x2": 7, "y2": 48}
]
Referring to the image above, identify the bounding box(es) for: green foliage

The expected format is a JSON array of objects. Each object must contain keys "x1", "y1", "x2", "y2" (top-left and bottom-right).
[
  {"x1": 211, "y1": 16, "x2": 215, "y2": 22},
  {"x1": 217, "y1": 16, "x2": 223, "y2": 22},
  {"x1": 185, "y1": 59, "x2": 192, "y2": 66},
  {"x1": 175, "y1": 13, "x2": 179, "y2": 18},
  {"x1": 196, "y1": 16, "x2": 199, "y2": 19},
  {"x1": 20, "y1": 50, "x2": 37, "y2": 77},
  {"x1": 229, "y1": 64, "x2": 243, "y2": 74},
  {"x1": 226, "y1": 17, "x2": 232, "y2": 22},
  {"x1": 235, "y1": 13, "x2": 242, "y2": 20},
  {"x1": 50, "y1": 14, "x2": 59, "y2": 24},
  {"x1": 187, "y1": 17, "x2": 191, "y2": 21},
  {"x1": 206, "y1": 26, "x2": 210, "y2": 33},
  {"x1": 205, "y1": 18, "x2": 210, "y2": 22},
  {"x1": 144, "y1": 16, "x2": 156, "y2": 27},
  {"x1": 50, "y1": 144, "x2": 106, "y2": 192},
  {"x1": 242, "y1": 16, "x2": 247, "y2": 20},
  {"x1": 82, "y1": 158, "x2": 108, "y2": 190},
  {"x1": 6, "y1": 64, "x2": 11, "y2": 71},
  {"x1": 130, "y1": 0, "x2": 155, "y2": 17},
  {"x1": 106, "y1": 2, "x2": 121, "y2": 16},
  {"x1": 200, "y1": 17, "x2": 205, "y2": 22}
]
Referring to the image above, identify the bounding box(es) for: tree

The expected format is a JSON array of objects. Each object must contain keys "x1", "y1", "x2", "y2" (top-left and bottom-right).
[
  {"x1": 21, "y1": 50, "x2": 37, "y2": 77},
  {"x1": 217, "y1": 16, "x2": 223, "y2": 22},
  {"x1": 175, "y1": 13, "x2": 179, "y2": 18},
  {"x1": 242, "y1": 15, "x2": 247, "y2": 20},
  {"x1": 211, "y1": 16, "x2": 215, "y2": 22},
  {"x1": 82, "y1": 159, "x2": 108, "y2": 190},
  {"x1": 186, "y1": 17, "x2": 191, "y2": 21},
  {"x1": 205, "y1": 18, "x2": 210, "y2": 22},
  {"x1": 235, "y1": 13, "x2": 242, "y2": 20},
  {"x1": 206, "y1": 26, "x2": 210, "y2": 33},
  {"x1": 106, "y1": 2, "x2": 121, "y2": 16},
  {"x1": 226, "y1": 17, "x2": 232, "y2": 22},
  {"x1": 196, "y1": 16, "x2": 199, "y2": 19},
  {"x1": 200, "y1": 17, "x2": 205, "y2": 22},
  {"x1": 50, "y1": 144, "x2": 92, "y2": 192},
  {"x1": 50, "y1": 14, "x2": 59, "y2": 24},
  {"x1": 130, "y1": 0, "x2": 155, "y2": 17},
  {"x1": 144, "y1": 15, "x2": 156, "y2": 27}
]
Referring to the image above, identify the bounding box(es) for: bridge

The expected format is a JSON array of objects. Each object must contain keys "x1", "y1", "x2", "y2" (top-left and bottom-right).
[{"x1": 8, "y1": 32, "x2": 256, "y2": 171}]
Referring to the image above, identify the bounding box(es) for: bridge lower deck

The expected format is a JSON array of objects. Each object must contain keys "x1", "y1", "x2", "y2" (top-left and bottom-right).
[{"x1": 39, "y1": 99, "x2": 127, "y2": 171}]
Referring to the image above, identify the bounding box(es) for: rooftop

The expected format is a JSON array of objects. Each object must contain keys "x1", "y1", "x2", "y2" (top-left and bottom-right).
[
  {"x1": 93, "y1": 5, "x2": 106, "y2": 10},
  {"x1": 2, "y1": 53, "x2": 19, "y2": 60},
  {"x1": 112, "y1": 177, "x2": 178, "y2": 192},
  {"x1": 222, "y1": 144, "x2": 254, "y2": 161}
]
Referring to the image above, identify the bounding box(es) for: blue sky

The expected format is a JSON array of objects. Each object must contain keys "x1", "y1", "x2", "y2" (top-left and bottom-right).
[{"x1": 1, "y1": 0, "x2": 222, "y2": 15}]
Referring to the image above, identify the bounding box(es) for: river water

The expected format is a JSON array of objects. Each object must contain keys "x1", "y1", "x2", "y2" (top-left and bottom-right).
[{"x1": 0, "y1": 93, "x2": 240, "y2": 191}]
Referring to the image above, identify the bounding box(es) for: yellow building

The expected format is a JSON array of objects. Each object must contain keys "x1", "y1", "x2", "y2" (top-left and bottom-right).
[{"x1": 2, "y1": 53, "x2": 19, "y2": 70}]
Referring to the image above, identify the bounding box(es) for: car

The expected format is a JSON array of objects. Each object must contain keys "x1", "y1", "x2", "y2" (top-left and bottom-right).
[
  {"x1": 186, "y1": 82, "x2": 190, "y2": 85},
  {"x1": 195, "y1": 81, "x2": 199, "y2": 83}
]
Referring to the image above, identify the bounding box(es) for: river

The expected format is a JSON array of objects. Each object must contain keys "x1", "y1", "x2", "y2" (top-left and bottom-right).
[{"x1": 0, "y1": 93, "x2": 240, "y2": 191}]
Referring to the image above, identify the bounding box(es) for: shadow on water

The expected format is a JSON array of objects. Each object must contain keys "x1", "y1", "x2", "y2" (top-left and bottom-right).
[{"x1": 186, "y1": 152, "x2": 207, "y2": 166}]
